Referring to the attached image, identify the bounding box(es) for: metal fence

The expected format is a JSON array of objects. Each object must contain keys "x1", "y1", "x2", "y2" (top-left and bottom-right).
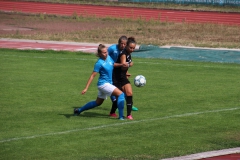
[{"x1": 118, "y1": 0, "x2": 240, "y2": 6}]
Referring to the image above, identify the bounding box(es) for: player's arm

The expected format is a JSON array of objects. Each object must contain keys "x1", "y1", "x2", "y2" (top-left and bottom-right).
[
  {"x1": 129, "y1": 61, "x2": 133, "y2": 67},
  {"x1": 114, "y1": 62, "x2": 128, "y2": 68},
  {"x1": 81, "y1": 71, "x2": 98, "y2": 94},
  {"x1": 120, "y1": 54, "x2": 128, "y2": 70}
]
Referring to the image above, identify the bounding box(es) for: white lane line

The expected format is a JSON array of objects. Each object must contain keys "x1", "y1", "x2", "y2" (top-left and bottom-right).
[
  {"x1": 75, "y1": 48, "x2": 96, "y2": 51},
  {"x1": 162, "y1": 147, "x2": 240, "y2": 160},
  {"x1": 0, "y1": 107, "x2": 239, "y2": 143}
]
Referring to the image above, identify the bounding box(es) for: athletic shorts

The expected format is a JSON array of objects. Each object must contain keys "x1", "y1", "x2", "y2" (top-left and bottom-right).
[
  {"x1": 97, "y1": 83, "x2": 116, "y2": 99},
  {"x1": 119, "y1": 77, "x2": 130, "y2": 88},
  {"x1": 113, "y1": 72, "x2": 130, "y2": 90}
]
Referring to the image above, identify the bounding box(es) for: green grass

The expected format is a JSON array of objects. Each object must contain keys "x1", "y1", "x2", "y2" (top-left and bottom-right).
[{"x1": 0, "y1": 48, "x2": 240, "y2": 160}]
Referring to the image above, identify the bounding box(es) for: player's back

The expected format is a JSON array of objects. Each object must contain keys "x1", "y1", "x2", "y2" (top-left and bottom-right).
[{"x1": 108, "y1": 44, "x2": 120, "y2": 62}]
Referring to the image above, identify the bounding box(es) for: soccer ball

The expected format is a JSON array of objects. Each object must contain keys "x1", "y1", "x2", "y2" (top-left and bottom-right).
[{"x1": 134, "y1": 75, "x2": 146, "y2": 87}]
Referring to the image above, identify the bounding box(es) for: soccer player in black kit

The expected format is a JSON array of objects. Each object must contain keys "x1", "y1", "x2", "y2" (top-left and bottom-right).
[{"x1": 112, "y1": 37, "x2": 136, "y2": 120}]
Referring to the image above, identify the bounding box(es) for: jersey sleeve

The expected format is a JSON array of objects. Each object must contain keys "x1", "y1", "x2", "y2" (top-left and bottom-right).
[{"x1": 93, "y1": 60, "x2": 102, "y2": 73}]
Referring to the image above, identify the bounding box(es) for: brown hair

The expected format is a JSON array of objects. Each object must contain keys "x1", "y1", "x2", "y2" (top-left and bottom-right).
[
  {"x1": 127, "y1": 37, "x2": 136, "y2": 46},
  {"x1": 96, "y1": 44, "x2": 106, "y2": 57},
  {"x1": 118, "y1": 35, "x2": 127, "y2": 44}
]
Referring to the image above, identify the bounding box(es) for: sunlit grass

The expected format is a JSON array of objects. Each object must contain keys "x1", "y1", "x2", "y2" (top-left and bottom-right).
[{"x1": 0, "y1": 48, "x2": 239, "y2": 159}]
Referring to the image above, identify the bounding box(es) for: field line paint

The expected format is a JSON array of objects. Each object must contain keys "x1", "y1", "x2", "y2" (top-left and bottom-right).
[
  {"x1": 0, "y1": 107, "x2": 239, "y2": 143},
  {"x1": 162, "y1": 147, "x2": 240, "y2": 160},
  {"x1": 1, "y1": 54, "x2": 239, "y2": 69}
]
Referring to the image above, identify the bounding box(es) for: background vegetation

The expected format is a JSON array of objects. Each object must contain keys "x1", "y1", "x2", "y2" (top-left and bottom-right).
[{"x1": 1, "y1": 11, "x2": 240, "y2": 49}]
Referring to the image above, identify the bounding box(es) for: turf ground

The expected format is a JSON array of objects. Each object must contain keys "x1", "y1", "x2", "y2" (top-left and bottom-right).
[{"x1": 0, "y1": 48, "x2": 239, "y2": 159}]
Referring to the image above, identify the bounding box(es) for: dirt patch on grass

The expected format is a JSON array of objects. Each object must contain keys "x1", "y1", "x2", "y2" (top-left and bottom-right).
[{"x1": 1, "y1": 12, "x2": 240, "y2": 48}]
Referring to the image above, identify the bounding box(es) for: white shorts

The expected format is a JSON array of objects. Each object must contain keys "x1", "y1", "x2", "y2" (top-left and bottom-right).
[{"x1": 97, "y1": 83, "x2": 116, "y2": 100}]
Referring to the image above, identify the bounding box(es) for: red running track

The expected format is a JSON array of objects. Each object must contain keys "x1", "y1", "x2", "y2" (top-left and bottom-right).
[
  {"x1": 0, "y1": 0, "x2": 240, "y2": 25},
  {"x1": 0, "y1": 39, "x2": 101, "y2": 53}
]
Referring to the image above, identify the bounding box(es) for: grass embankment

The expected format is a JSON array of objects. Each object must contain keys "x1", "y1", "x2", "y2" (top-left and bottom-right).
[{"x1": 1, "y1": 12, "x2": 240, "y2": 49}]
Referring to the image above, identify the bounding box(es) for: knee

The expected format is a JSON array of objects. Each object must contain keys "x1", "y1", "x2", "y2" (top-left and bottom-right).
[
  {"x1": 96, "y1": 102, "x2": 102, "y2": 106},
  {"x1": 96, "y1": 100, "x2": 103, "y2": 106},
  {"x1": 125, "y1": 91, "x2": 133, "y2": 96},
  {"x1": 118, "y1": 93, "x2": 125, "y2": 102}
]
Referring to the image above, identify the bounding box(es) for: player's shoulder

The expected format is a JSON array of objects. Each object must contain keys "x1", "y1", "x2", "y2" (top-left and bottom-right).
[
  {"x1": 107, "y1": 55, "x2": 114, "y2": 62},
  {"x1": 95, "y1": 58, "x2": 104, "y2": 65},
  {"x1": 108, "y1": 44, "x2": 118, "y2": 50},
  {"x1": 120, "y1": 49, "x2": 127, "y2": 55}
]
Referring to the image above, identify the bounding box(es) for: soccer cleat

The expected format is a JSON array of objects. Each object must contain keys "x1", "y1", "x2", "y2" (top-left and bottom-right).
[
  {"x1": 132, "y1": 106, "x2": 138, "y2": 111},
  {"x1": 119, "y1": 117, "x2": 124, "y2": 120},
  {"x1": 74, "y1": 108, "x2": 80, "y2": 116},
  {"x1": 126, "y1": 115, "x2": 133, "y2": 120},
  {"x1": 109, "y1": 113, "x2": 118, "y2": 117}
]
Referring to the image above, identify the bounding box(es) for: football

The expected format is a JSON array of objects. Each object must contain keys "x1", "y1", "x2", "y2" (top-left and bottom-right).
[{"x1": 134, "y1": 75, "x2": 146, "y2": 87}]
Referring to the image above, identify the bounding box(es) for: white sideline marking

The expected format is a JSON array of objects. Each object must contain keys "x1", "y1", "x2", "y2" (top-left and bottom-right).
[
  {"x1": 162, "y1": 147, "x2": 240, "y2": 160},
  {"x1": 0, "y1": 107, "x2": 239, "y2": 143}
]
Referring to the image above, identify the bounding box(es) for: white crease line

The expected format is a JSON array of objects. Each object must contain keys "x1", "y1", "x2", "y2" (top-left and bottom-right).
[{"x1": 0, "y1": 107, "x2": 239, "y2": 143}]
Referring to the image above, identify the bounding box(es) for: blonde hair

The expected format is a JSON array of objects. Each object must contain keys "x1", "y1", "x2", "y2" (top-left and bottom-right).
[{"x1": 96, "y1": 44, "x2": 106, "y2": 57}]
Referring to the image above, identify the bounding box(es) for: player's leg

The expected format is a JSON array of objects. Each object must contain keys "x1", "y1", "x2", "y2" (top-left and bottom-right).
[
  {"x1": 122, "y1": 83, "x2": 133, "y2": 119},
  {"x1": 109, "y1": 95, "x2": 118, "y2": 117},
  {"x1": 112, "y1": 88, "x2": 125, "y2": 120},
  {"x1": 74, "y1": 98, "x2": 103, "y2": 115},
  {"x1": 109, "y1": 81, "x2": 121, "y2": 116},
  {"x1": 126, "y1": 72, "x2": 138, "y2": 111},
  {"x1": 74, "y1": 85, "x2": 107, "y2": 116}
]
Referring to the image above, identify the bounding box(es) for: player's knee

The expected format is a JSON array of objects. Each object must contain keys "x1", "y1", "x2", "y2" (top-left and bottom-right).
[
  {"x1": 124, "y1": 89, "x2": 132, "y2": 96},
  {"x1": 95, "y1": 99, "x2": 103, "y2": 106},
  {"x1": 118, "y1": 93, "x2": 125, "y2": 102}
]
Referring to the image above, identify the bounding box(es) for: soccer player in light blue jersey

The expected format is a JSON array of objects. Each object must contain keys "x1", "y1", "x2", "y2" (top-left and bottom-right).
[
  {"x1": 74, "y1": 44, "x2": 125, "y2": 120},
  {"x1": 108, "y1": 36, "x2": 127, "y2": 62}
]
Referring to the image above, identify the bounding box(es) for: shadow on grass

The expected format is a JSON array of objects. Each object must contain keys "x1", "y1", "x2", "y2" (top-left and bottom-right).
[{"x1": 59, "y1": 106, "x2": 111, "y2": 119}]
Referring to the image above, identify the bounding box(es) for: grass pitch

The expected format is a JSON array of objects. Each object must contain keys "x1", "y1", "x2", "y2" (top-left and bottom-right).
[{"x1": 0, "y1": 48, "x2": 239, "y2": 159}]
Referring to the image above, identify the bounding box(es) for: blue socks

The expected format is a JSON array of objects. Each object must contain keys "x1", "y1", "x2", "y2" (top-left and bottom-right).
[
  {"x1": 78, "y1": 101, "x2": 98, "y2": 113},
  {"x1": 110, "y1": 95, "x2": 116, "y2": 102},
  {"x1": 117, "y1": 93, "x2": 125, "y2": 119},
  {"x1": 77, "y1": 94, "x2": 124, "y2": 119}
]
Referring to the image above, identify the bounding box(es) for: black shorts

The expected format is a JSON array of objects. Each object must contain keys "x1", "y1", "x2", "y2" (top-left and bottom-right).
[
  {"x1": 112, "y1": 71, "x2": 130, "y2": 90},
  {"x1": 113, "y1": 77, "x2": 130, "y2": 90}
]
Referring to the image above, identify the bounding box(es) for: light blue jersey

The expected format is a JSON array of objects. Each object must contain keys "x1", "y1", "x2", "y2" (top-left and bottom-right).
[
  {"x1": 94, "y1": 55, "x2": 114, "y2": 86},
  {"x1": 108, "y1": 44, "x2": 120, "y2": 62}
]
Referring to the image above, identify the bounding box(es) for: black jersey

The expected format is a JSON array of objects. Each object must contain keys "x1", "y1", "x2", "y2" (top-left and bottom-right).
[{"x1": 112, "y1": 49, "x2": 132, "y2": 88}]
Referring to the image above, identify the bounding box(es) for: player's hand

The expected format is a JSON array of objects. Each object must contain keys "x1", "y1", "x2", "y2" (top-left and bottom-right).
[
  {"x1": 81, "y1": 88, "x2": 87, "y2": 94},
  {"x1": 122, "y1": 62, "x2": 128, "y2": 68},
  {"x1": 126, "y1": 73, "x2": 131, "y2": 79}
]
